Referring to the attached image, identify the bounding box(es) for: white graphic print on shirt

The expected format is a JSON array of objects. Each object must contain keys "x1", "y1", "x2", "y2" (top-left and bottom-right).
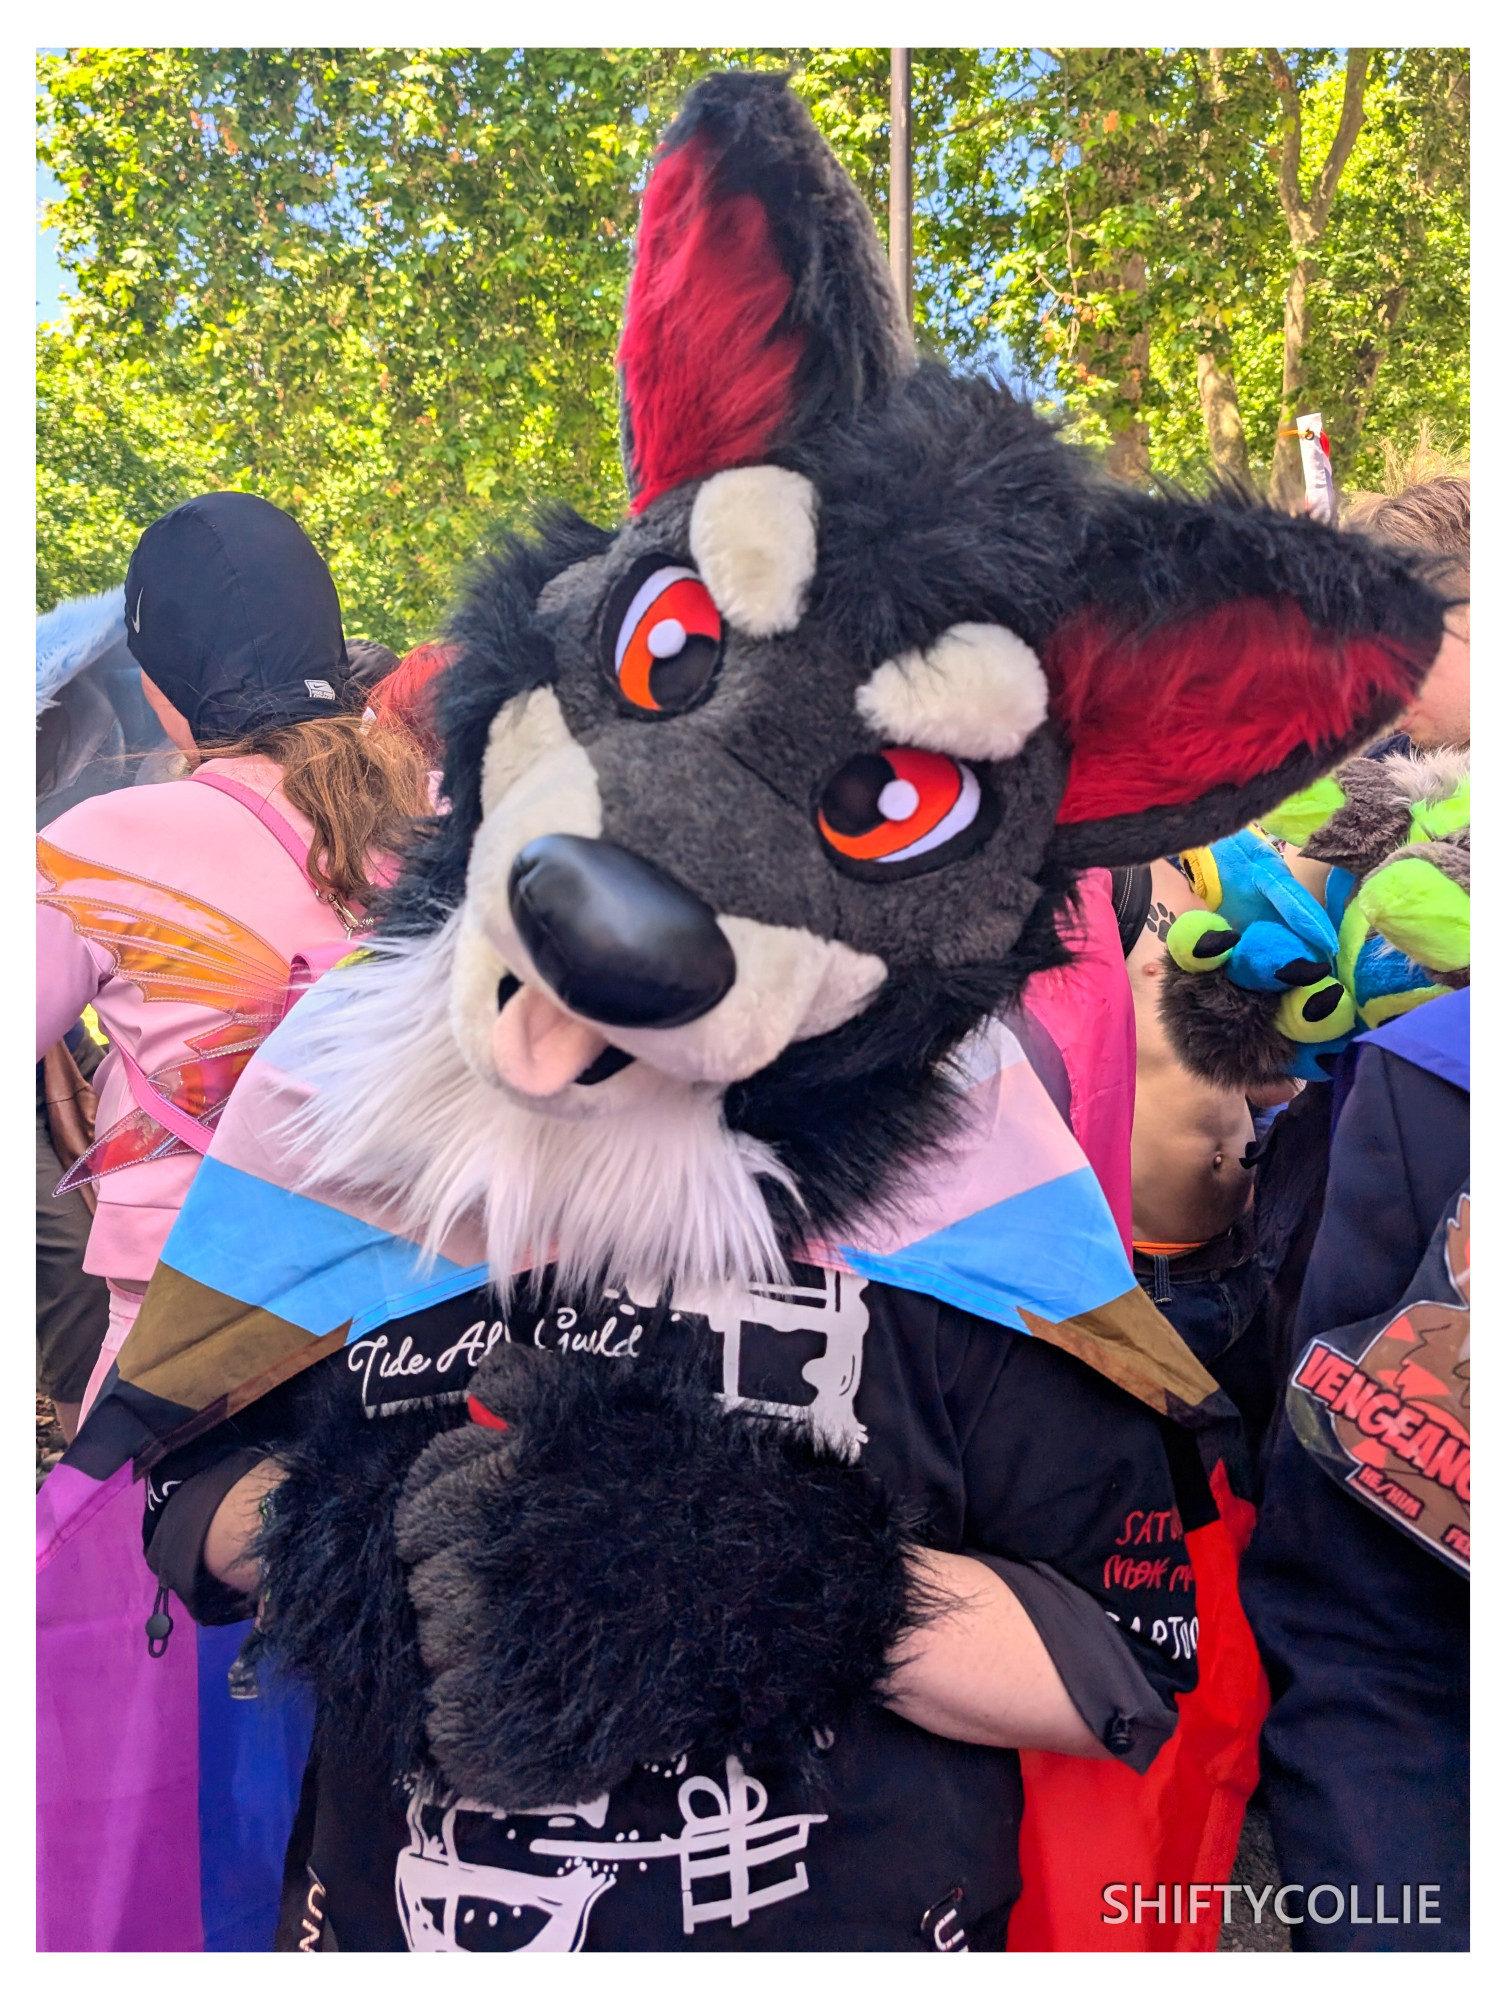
[
  {"x1": 391, "y1": 1269, "x2": 867, "y2": 1951},
  {"x1": 395, "y1": 1758, "x2": 829, "y2": 1951},
  {"x1": 674, "y1": 1265, "x2": 871, "y2": 1459}
]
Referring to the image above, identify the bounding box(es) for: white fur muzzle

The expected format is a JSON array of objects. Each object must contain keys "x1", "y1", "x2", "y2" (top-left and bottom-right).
[
  {"x1": 455, "y1": 686, "x2": 888, "y2": 1109},
  {"x1": 283, "y1": 922, "x2": 798, "y2": 1302}
]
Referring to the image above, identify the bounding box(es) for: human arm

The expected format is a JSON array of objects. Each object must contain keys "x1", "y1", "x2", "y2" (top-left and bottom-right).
[
  {"x1": 203, "y1": 1459, "x2": 286, "y2": 1597},
  {"x1": 900, "y1": 1307, "x2": 1207, "y2": 1772},
  {"x1": 883, "y1": 1548, "x2": 1109, "y2": 1757},
  {"x1": 36, "y1": 898, "x2": 108, "y2": 1058},
  {"x1": 142, "y1": 1369, "x2": 309, "y2": 1618}
]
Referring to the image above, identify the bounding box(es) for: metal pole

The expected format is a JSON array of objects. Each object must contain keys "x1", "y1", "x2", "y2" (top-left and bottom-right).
[{"x1": 889, "y1": 48, "x2": 913, "y2": 326}]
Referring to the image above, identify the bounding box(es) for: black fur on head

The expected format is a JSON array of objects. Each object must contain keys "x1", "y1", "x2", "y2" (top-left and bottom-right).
[
  {"x1": 320, "y1": 69, "x2": 1443, "y2": 1305},
  {"x1": 777, "y1": 363, "x2": 1088, "y2": 665},
  {"x1": 393, "y1": 1333, "x2": 932, "y2": 1810},
  {"x1": 622, "y1": 69, "x2": 914, "y2": 494}
]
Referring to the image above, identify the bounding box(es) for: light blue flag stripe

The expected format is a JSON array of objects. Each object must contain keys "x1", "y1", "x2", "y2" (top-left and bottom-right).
[
  {"x1": 163, "y1": 1155, "x2": 1132, "y2": 1353},
  {"x1": 160, "y1": 1155, "x2": 488, "y2": 1337},
  {"x1": 838, "y1": 1165, "x2": 1133, "y2": 1333}
]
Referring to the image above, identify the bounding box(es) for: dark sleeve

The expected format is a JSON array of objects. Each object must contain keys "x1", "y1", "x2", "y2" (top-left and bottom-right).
[
  {"x1": 142, "y1": 1362, "x2": 322, "y2": 1623},
  {"x1": 964, "y1": 1550, "x2": 1176, "y2": 1774},
  {"x1": 1293, "y1": 1049, "x2": 1469, "y2": 1346},
  {"x1": 144, "y1": 1447, "x2": 268, "y2": 1624},
  {"x1": 1241, "y1": 1417, "x2": 1469, "y2": 1949},
  {"x1": 942, "y1": 1309, "x2": 1209, "y2": 1769}
]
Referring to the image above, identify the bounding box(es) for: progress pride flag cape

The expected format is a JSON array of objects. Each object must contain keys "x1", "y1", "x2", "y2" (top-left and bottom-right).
[{"x1": 39, "y1": 982, "x2": 1262, "y2": 1952}]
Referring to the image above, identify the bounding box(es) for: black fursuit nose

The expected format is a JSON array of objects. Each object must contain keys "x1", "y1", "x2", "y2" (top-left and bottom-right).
[{"x1": 508, "y1": 833, "x2": 737, "y2": 1029}]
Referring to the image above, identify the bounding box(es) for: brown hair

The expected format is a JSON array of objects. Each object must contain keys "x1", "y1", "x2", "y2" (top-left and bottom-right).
[
  {"x1": 199, "y1": 713, "x2": 432, "y2": 909},
  {"x1": 1346, "y1": 474, "x2": 1470, "y2": 601}
]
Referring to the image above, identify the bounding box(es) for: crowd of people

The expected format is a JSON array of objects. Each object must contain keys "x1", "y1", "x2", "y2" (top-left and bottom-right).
[{"x1": 36, "y1": 70, "x2": 1467, "y2": 1959}]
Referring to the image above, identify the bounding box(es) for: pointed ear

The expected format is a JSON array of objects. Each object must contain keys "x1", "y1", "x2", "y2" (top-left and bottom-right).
[
  {"x1": 1043, "y1": 492, "x2": 1445, "y2": 869},
  {"x1": 617, "y1": 71, "x2": 912, "y2": 513}
]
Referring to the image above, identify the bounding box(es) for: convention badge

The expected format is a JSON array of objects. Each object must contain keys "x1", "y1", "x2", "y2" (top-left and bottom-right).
[{"x1": 1286, "y1": 1186, "x2": 1469, "y2": 1576}]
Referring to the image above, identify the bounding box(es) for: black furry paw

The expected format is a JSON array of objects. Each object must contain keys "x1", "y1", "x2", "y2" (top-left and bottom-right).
[
  {"x1": 393, "y1": 1337, "x2": 925, "y2": 1812},
  {"x1": 253, "y1": 1365, "x2": 468, "y2": 1783}
]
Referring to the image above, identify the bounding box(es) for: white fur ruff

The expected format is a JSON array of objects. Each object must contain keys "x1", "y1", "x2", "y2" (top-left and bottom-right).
[
  {"x1": 281, "y1": 916, "x2": 798, "y2": 1302},
  {"x1": 1379, "y1": 744, "x2": 1469, "y2": 802}
]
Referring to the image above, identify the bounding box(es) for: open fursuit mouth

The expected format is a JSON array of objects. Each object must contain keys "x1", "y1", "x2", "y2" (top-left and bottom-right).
[{"x1": 491, "y1": 974, "x2": 636, "y2": 1096}]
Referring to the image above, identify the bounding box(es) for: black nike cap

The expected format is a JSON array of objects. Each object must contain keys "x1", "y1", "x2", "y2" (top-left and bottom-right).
[{"x1": 124, "y1": 492, "x2": 350, "y2": 741}]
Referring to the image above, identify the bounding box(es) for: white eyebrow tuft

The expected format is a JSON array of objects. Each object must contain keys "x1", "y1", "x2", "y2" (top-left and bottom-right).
[
  {"x1": 689, "y1": 466, "x2": 818, "y2": 637},
  {"x1": 856, "y1": 623, "x2": 1050, "y2": 762}
]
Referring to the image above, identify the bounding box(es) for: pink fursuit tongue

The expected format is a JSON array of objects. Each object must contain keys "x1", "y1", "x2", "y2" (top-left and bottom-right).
[{"x1": 492, "y1": 984, "x2": 611, "y2": 1098}]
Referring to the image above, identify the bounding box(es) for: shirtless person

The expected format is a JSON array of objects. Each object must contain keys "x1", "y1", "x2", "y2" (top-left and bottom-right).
[
  {"x1": 1127, "y1": 858, "x2": 1265, "y2": 1253},
  {"x1": 1118, "y1": 858, "x2": 1297, "y2": 1437}
]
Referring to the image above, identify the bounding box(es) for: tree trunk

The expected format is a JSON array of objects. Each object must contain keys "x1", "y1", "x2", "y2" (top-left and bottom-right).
[
  {"x1": 1262, "y1": 48, "x2": 1372, "y2": 509},
  {"x1": 1093, "y1": 251, "x2": 1151, "y2": 485},
  {"x1": 1196, "y1": 353, "x2": 1250, "y2": 483},
  {"x1": 1270, "y1": 257, "x2": 1312, "y2": 510},
  {"x1": 888, "y1": 49, "x2": 913, "y2": 327}
]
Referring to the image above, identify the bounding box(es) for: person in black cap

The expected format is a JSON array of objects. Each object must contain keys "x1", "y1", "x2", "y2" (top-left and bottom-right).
[
  {"x1": 125, "y1": 491, "x2": 353, "y2": 744},
  {"x1": 37, "y1": 492, "x2": 432, "y2": 1416}
]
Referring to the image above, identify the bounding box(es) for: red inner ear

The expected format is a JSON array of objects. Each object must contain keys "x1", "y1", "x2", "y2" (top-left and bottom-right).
[
  {"x1": 1048, "y1": 597, "x2": 1427, "y2": 826},
  {"x1": 618, "y1": 132, "x2": 804, "y2": 513}
]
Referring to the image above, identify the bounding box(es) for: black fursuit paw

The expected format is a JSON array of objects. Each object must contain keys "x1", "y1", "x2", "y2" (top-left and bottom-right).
[
  {"x1": 253, "y1": 1361, "x2": 466, "y2": 1783},
  {"x1": 393, "y1": 1337, "x2": 930, "y2": 1811},
  {"x1": 1157, "y1": 957, "x2": 1293, "y2": 1090}
]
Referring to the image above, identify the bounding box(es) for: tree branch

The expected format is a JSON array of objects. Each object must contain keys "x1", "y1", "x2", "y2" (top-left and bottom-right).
[
  {"x1": 1309, "y1": 47, "x2": 1371, "y2": 234},
  {"x1": 1263, "y1": 47, "x2": 1305, "y2": 239}
]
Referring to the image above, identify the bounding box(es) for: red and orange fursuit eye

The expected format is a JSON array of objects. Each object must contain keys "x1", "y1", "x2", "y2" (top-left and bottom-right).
[
  {"x1": 601, "y1": 554, "x2": 724, "y2": 714},
  {"x1": 816, "y1": 747, "x2": 998, "y2": 881}
]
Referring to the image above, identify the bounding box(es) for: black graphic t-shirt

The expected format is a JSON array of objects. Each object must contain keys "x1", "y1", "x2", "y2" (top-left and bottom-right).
[{"x1": 149, "y1": 1267, "x2": 1212, "y2": 1953}]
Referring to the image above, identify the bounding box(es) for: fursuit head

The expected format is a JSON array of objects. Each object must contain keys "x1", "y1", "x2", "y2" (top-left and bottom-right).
[{"x1": 292, "y1": 71, "x2": 1443, "y2": 1304}]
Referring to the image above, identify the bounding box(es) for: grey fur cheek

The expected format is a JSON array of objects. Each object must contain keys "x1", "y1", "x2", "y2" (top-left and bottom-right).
[
  {"x1": 825, "y1": 726, "x2": 1068, "y2": 969},
  {"x1": 585, "y1": 713, "x2": 1066, "y2": 973},
  {"x1": 525, "y1": 524, "x2": 1068, "y2": 975}
]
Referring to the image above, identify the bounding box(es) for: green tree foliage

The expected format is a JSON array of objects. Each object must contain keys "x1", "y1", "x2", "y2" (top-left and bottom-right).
[
  {"x1": 37, "y1": 46, "x2": 730, "y2": 641},
  {"x1": 915, "y1": 48, "x2": 1469, "y2": 494},
  {"x1": 37, "y1": 47, "x2": 1468, "y2": 638},
  {"x1": 36, "y1": 326, "x2": 217, "y2": 612}
]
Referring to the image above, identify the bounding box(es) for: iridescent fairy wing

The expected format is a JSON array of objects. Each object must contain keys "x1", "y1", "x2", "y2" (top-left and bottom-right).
[
  {"x1": 39, "y1": 838, "x2": 296, "y2": 1193},
  {"x1": 37, "y1": 837, "x2": 291, "y2": 1029}
]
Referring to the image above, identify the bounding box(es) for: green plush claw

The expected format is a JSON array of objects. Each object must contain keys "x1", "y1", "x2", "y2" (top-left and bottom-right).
[
  {"x1": 1336, "y1": 898, "x2": 1369, "y2": 995},
  {"x1": 1262, "y1": 774, "x2": 1348, "y2": 847},
  {"x1": 1359, "y1": 982, "x2": 1450, "y2": 1030},
  {"x1": 1407, "y1": 776, "x2": 1469, "y2": 843},
  {"x1": 1358, "y1": 857, "x2": 1470, "y2": 973},
  {"x1": 1167, "y1": 908, "x2": 1237, "y2": 973},
  {"x1": 1275, "y1": 977, "x2": 1356, "y2": 1044}
]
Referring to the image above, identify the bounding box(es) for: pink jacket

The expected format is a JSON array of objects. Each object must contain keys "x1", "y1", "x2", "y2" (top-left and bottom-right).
[{"x1": 36, "y1": 756, "x2": 361, "y2": 1285}]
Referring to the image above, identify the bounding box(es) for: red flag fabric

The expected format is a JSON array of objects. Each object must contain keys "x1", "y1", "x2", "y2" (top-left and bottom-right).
[{"x1": 1009, "y1": 1463, "x2": 1265, "y2": 1950}]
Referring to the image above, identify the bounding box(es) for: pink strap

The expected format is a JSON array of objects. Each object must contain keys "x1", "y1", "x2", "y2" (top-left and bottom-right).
[
  {"x1": 114, "y1": 774, "x2": 365, "y2": 1151},
  {"x1": 116, "y1": 1043, "x2": 215, "y2": 1156},
  {"x1": 189, "y1": 767, "x2": 313, "y2": 881}
]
